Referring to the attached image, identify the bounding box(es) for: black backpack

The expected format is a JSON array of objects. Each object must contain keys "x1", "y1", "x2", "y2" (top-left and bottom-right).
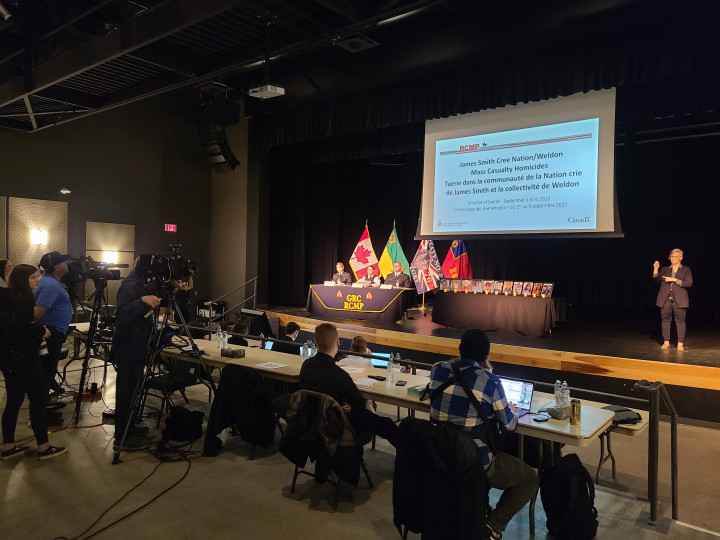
[{"x1": 540, "y1": 453, "x2": 599, "y2": 539}]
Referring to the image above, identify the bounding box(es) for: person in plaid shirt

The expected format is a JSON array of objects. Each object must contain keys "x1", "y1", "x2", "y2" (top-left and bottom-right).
[{"x1": 429, "y1": 329, "x2": 538, "y2": 539}]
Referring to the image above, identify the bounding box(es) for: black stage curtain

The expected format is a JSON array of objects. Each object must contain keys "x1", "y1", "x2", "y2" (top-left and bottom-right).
[{"x1": 263, "y1": 1, "x2": 720, "y2": 315}]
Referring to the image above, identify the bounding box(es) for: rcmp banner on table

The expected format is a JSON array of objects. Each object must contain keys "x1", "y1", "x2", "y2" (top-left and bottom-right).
[
  {"x1": 378, "y1": 224, "x2": 411, "y2": 278},
  {"x1": 441, "y1": 239, "x2": 472, "y2": 279},
  {"x1": 349, "y1": 224, "x2": 379, "y2": 280},
  {"x1": 410, "y1": 239, "x2": 443, "y2": 293}
]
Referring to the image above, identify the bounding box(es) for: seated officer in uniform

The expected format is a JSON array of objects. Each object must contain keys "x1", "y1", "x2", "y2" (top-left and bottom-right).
[
  {"x1": 384, "y1": 262, "x2": 411, "y2": 288},
  {"x1": 332, "y1": 262, "x2": 352, "y2": 285},
  {"x1": 359, "y1": 266, "x2": 381, "y2": 288}
]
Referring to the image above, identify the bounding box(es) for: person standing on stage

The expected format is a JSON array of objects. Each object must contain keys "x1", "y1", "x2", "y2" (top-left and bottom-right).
[
  {"x1": 653, "y1": 248, "x2": 693, "y2": 351},
  {"x1": 332, "y1": 262, "x2": 352, "y2": 285},
  {"x1": 360, "y1": 266, "x2": 381, "y2": 287},
  {"x1": 112, "y1": 257, "x2": 160, "y2": 448},
  {"x1": 34, "y1": 251, "x2": 73, "y2": 398},
  {"x1": 384, "y1": 262, "x2": 411, "y2": 288}
]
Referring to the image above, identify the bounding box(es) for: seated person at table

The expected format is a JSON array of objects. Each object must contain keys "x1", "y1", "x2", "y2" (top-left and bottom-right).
[
  {"x1": 299, "y1": 323, "x2": 399, "y2": 447},
  {"x1": 384, "y1": 262, "x2": 411, "y2": 288},
  {"x1": 337, "y1": 336, "x2": 373, "y2": 367},
  {"x1": 359, "y1": 266, "x2": 381, "y2": 287},
  {"x1": 429, "y1": 329, "x2": 538, "y2": 540},
  {"x1": 332, "y1": 262, "x2": 352, "y2": 285},
  {"x1": 272, "y1": 321, "x2": 301, "y2": 355}
]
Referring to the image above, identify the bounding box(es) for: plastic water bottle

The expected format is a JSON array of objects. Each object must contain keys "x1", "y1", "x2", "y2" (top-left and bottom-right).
[
  {"x1": 561, "y1": 381, "x2": 570, "y2": 408},
  {"x1": 215, "y1": 325, "x2": 222, "y2": 347},
  {"x1": 387, "y1": 353, "x2": 396, "y2": 383},
  {"x1": 554, "y1": 380, "x2": 562, "y2": 407},
  {"x1": 301, "y1": 341, "x2": 309, "y2": 360},
  {"x1": 310, "y1": 341, "x2": 317, "y2": 358},
  {"x1": 221, "y1": 330, "x2": 228, "y2": 349}
]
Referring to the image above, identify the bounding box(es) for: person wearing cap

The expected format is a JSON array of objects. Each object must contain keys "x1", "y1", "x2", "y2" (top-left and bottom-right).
[
  {"x1": 34, "y1": 251, "x2": 74, "y2": 396},
  {"x1": 428, "y1": 329, "x2": 538, "y2": 540}
]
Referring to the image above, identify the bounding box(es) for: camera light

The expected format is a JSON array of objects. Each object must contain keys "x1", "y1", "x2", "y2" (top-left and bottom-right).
[
  {"x1": 103, "y1": 251, "x2": 119, "y2": 264},
  {"x1": 31, "y1": 229, "x2": 48, "y2": 245}
]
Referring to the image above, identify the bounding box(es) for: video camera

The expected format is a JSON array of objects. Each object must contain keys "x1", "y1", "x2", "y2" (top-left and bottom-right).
[
  {"x1": 62, "y1": 256, "x2": 128, "y2": 286},
  {"x1": 137, "y1": 243, "x2": 198, "y2": 294}
]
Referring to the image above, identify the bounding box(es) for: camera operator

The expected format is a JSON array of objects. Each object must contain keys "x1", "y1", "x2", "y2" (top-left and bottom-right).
[
  {"x1": 34, "y1": 251, "x2": 73, "y2": 398},
  {"x1": 112, "y1": 256, "x2": 160, "y2": 448}
]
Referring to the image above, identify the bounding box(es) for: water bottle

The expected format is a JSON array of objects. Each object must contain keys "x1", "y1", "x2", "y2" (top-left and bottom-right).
[
  {"x1": 561, "y1": 381, "x2": 570, "y2": 408},
  {"x1": 387, "y1": 353, "x2": 396, "y2": 383},
  {"x1": 221, "y1": 330, "x2": 228, "y2": 349},
  {"x1": 301, "y1": 341, "x2": 309, "y2": 360},
  {"x1": 215, "y1": 325, "x2": 222, "y2": 347},
  {"x1": 554, "y1": 380, "x2": 562, "y2": 407},
  {"x1": 310, "y1": 341, "x2": 317, "y2": 358}
]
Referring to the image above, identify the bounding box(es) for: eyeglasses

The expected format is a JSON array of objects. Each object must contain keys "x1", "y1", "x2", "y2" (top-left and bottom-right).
[{"x1": 30, "y1": 274, "x2": 41, "y2": 279}]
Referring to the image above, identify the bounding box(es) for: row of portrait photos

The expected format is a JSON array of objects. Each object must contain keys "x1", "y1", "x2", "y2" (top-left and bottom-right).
[{"x1": 440, "y1": 279, "x2": 555, "y2": 298}]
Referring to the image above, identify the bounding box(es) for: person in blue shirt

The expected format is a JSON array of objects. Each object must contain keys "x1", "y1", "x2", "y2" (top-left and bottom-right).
[
  {"x1": 429, "y1": 329, "x2": 538, "y2": 540},
  {"x1": 34, "y1": 251, "x2": 74, "y2": 396}
]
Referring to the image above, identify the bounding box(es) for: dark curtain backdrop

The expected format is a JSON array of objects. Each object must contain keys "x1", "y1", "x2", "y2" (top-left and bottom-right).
[{"x1": 262, "y1": 1, "x2": 720, "y2": 314}]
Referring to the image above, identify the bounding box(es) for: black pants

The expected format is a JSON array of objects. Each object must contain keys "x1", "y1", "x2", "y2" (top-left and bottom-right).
[
  {"x1": 349, "y1": 407, "x2": 399, "y2": 447},
  {"x1": 42, "y1": 327, "x2": 66, "y2": 391},
  {"x1": 660, "y1": 299, "x2": 687, "y2": 342},
  {"x1": 113, "y1": 341, "x2": 147, "y2": 439},
  {"x1": 1, "y1": 354, "x2": 49, "y2": 446}
]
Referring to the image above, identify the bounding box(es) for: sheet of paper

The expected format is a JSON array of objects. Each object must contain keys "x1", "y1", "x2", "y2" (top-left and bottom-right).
[
  {"x1": 341, "y1": 367, "x2": 365, "y2": 373},
  {"x1": 255, "y1": 362, "x2": 288, "y2": 369}
]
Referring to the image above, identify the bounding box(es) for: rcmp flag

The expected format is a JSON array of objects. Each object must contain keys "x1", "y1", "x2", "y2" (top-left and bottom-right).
[
  {"x1": 349, "y1": 224, "x2": 379, "y2": 280},
  {"x1": 410, "y1": 240, "x2": 443, "y2": 293},
  {"x1": 441, "y1": 240, "x2": 472, "y2": 279}
]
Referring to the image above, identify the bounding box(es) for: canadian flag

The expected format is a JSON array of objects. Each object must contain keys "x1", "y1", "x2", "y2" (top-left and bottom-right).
[{"x1": 349, "y1": 225, "x2": 379, "y2": 280}]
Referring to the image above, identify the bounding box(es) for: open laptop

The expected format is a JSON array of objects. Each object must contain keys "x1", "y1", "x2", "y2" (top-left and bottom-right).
[
  {"x1": 370, "y1": 352, "x2": 390, "y2": 368},
  {"x1": 498, "y1": 377, "x2": 534, "y2": 417}
]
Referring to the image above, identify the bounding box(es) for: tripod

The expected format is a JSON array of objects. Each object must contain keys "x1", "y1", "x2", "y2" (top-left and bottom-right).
[
  {"x1": 112, "y1": 286, "x2": 214, "y2": 464},
  {"x1": 70, "y1": 278, "x2": 114, "y2": 425}
]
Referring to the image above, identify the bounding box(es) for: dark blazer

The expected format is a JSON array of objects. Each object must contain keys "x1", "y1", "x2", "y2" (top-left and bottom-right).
[
  {"x1": 654, "y1": 265, "x2": 692, "y2": 308},
  {"x1": 384, "y1": 272, "x2": 411, "y2": 288}
]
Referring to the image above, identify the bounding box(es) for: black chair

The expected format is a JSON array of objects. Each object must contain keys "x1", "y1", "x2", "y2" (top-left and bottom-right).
[
  {"x1": 203, "y1": 365, "x2": 283, "y2": 458},
  {"x1": 393, "y1": 417, "x2": 488, "y2": 539},
  {"x1": 279, "y1": 390, "x2": 373, "y2": 510},
  {"x1": 142, "y1": 356, "x2": 208, "y2": 427}
]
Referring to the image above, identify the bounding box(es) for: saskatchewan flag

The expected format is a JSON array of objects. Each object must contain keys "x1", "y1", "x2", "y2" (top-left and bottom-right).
[{"x1": 378, "y1": 224, "x2": 411, "y2": 278}]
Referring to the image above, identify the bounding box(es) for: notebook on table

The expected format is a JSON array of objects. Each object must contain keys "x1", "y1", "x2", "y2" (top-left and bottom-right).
[{"x1": 498, "y1": 377, "x2": 534, "y2": 417}]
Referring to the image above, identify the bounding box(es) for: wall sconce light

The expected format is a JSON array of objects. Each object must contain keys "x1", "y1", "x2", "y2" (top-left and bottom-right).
[
  {"x1": 31, "y1": 229, "x2": 48, "y2": 245},
  {"x1": 103, "y1": 251, "x2": 119, "y2": 264}
]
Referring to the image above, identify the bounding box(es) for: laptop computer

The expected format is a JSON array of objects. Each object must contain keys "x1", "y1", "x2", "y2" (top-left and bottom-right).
[
  {"x1": 498, "y1": 377, "x2": 534, "y2": 417},
  {"x1": 370, "y1": 352, "x2": 390, "y2": 369}
]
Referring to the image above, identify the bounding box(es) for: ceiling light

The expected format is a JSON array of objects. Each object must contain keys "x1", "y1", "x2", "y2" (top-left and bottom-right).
[{"x1": 60, "y1": 188, "x2": 71, "y2": 194}]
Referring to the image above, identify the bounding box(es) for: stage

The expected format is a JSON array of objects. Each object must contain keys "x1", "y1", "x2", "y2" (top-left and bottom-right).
[{"x1": 263, "y1": 304, "x2": 720, "y2": 423}]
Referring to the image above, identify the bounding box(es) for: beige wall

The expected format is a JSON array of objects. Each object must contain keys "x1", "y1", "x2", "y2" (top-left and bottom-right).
[{"x1": 209, "y1": 119, "x2": 249, "y2": 311}]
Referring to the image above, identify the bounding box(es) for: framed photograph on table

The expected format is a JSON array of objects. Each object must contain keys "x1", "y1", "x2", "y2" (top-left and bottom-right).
[
  {"x1": 451, "y1": 279, "x2": 462, "y2": 292},
  {"x1": 532, "y1": 282, "x2": 543, "y2": 297},
  {"x1": 482, "y1": 280, "x2": 494, "y2": 294},
  {"x1": 440, "y1": 279, "x2": 450, "y2": 291},
  {"x1": 512, "y1": 281, "x2": 523, "y2": 296},
  {"x1": 471, "y1": 279, "x2": 482, "y2": 293},
  {"x1": 541, "y1": 283, "x2": 554, "y2": 298},
  {"x1": 502, "y1": 280, "x2": 513, "y2": 295},
  {"x1": 492, "y1": 280, "x2": 504, "y2": 294},
  {"x1": 461, "y1": 279, "x2": 472, "y2": 292},
  {"x1": 522, "y1": 282, "x2": 534, "y2": 296}
]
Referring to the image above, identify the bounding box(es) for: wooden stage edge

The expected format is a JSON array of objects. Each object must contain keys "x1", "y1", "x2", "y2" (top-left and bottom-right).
[{"x1": 264, "y1": 310, "x2": 720, "y2": 392}]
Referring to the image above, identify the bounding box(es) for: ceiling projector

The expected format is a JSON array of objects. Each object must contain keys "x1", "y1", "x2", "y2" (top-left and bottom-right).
[{"x1": 248, "y1": 84, "x2": 285, "y2": 99}]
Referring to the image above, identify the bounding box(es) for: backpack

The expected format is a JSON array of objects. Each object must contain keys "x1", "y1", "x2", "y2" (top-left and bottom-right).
[
  {"x1": 162, "y1": 406, "x2": 204, "y2": 442},
  {"x1": 540, "y1": 453, "x2": 599, "y2": 539}
]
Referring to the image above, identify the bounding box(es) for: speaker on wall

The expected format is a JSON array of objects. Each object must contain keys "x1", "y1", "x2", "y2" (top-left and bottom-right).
[{"x1": 199, "y1": 123, "x2": 240, "y2": 173}]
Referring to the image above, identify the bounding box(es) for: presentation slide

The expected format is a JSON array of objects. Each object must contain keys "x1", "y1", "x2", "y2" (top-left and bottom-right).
[
  {"x1": 418, "y1": 89, "x2": 620, "y2": 238},
  {"x1": 433, "y1": 118, "x2": 599, "y2": 232}
]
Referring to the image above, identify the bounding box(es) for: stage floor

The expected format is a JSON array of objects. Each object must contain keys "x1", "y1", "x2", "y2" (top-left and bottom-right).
[{"x1": 267, "y1": 304, "x2": 720, "y2": 369}]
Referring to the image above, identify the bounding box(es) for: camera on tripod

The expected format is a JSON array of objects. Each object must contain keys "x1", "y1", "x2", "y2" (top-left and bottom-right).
[
  {"x1": 137, "y1": 243, "x2": 198, "y2": 294},
  {"x1": 62, "y1": 256, "x2": 127, "y2": 286}
]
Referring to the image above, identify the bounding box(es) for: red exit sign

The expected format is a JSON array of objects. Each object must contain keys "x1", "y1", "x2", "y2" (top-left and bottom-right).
[{"x1": 165, "y1": 224, "x2": 177, "y2": 233}]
